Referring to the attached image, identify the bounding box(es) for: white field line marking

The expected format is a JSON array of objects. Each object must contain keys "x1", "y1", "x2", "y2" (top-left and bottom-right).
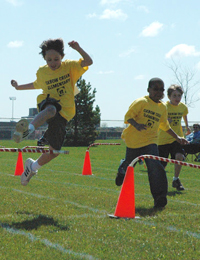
[
  {"x1": 47, "y1": 169, "x2": 117, "y2": 180},
  {"x1": 2, "y1": 169, "x2": 200, "y2": 188},
  {"x1": 65, "y1": 214, "x2": 106, "y2": 219},
  {"x1": 167, "y1": 199, "x2": 200, "y2": 207},
  {"x1": 166, "y1": 213, "x2": 200, "y2": 217},
  {"x1": 36, "y1": 178, "x2": 200, "y2": 197},
  {"x1": 28, "y1": 167, "x2": 200, "y2": 184},
  {"x1": 51, "y1": 163, "x2": 115, "y2": 172},
  {"x1": 0, "y1": 213, "x2": 105, "y2": 220},
  {"x1": 0, "y1": 170, "x2": 116, "y2": 181},
  {"x1": 2, "y1": 169, "x2": 200, "y2": 195},
  {"x1": 0, "y1": 184, "x2": 199, "y2": 214},
  {"x1": 2, "y1": 219, "x2": 200, "y2": 242},
  {"x1": 1, "y1": 171, "x2": 200, "y2": 206},
  {"x1": 6, "y1": 172, "x2": 200, "y2": 193},
  {"x1": 0, "y1": 186, "x2": 107, "y2": 214},
  {"x1": 0, "y1": 222, "x2": 99, "y2": 260},
  {"x1": 38, "y1": 178, "x2": 120, "y2": 193},
  {"x1": 134, "y1": 219, "x2": 200, "y2": 239},
  {"x1": 0, "y1": 172, "x2": 16, "y2": 177},
  {"x1": 0, "y1": 214, "x2": 14, "y2": 218},
  {"x1": 1, "y1": 186, "x2": 200, "y2": 240},
  {"x1": 1, "y1": 173, "x2": 200, "y2": 206}
]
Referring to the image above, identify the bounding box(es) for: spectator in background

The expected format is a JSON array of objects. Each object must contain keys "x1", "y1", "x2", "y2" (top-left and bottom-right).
[
  {"x1": 186, "y1": 124, "x2": 200, "y2": 144},
  {"x1": 183, "y1": 123, "x2": 200, "y2": 162}
]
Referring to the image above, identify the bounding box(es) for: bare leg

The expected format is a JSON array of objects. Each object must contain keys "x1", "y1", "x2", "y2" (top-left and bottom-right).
[
  {"x1": 31, "y1": 105, "x2": 57, "y2": 129},
  {"x1": 37, "y1": 145, "x2": 59, "y2": 166},
  {"x1": 174, "y1": 153, "x2": 184, "y2": 178}
]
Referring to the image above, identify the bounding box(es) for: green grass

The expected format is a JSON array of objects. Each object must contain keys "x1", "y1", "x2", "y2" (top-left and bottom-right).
[{"x1": 0, "y1": 140, "x2": 200, "y2": 260}]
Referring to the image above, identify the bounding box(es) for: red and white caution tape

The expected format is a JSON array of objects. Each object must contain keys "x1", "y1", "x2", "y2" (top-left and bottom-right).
[
  {"x1": 0, "y1": 148, "x2": 69, "y2": 154},
  {"x1": 87, "y1": 142, "x2": 121, "y2": 150},
  {"x1": 130, "y1": 154, "x2": 200, "y2": 169},
  {"x1": 22, "y1": 146, "x2": 49, "y2": 150}
]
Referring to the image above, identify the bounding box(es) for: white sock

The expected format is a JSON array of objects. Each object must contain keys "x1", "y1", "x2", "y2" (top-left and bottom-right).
[
  {"x1": 173, "y1": 177, "x2": 179, "y2": 181},
  {"x1": 31, "y1": 160, "x2": 41, "y2": 172},
  {"x1": 28, "y1": 124, "x2": 35, "y2": 133}
]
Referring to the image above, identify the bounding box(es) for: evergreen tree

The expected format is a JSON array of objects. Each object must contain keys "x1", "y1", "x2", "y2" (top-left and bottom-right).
[{"x1": 64, "y1": 77, "x2": 101, "y2": 146}]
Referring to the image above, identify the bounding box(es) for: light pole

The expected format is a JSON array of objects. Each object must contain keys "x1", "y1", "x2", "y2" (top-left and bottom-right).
[{"x1": 9, "y1": 97, "x2": 16, "y2": 121}]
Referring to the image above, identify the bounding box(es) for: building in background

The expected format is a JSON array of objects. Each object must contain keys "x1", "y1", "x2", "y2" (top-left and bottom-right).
[{"x1": 0, "y1": 108, "x2": 47, "y2": 140}]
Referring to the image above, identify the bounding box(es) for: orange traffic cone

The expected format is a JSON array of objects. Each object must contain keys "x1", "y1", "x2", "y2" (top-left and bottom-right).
[
  {"x1": 109, "y1": 166, "x2": 135, "y2": 218},
  {"x1": 82, "y1": 150, "x2": 92, "y2": 175},
  {"x1": 14, "y1": 151, "x2": 24, "y2": 176}
]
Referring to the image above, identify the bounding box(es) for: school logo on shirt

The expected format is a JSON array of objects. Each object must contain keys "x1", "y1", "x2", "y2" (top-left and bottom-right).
[
  {"x1": 168, "y1": 112, "x2": 182, "y2": 126},
  {"x1": 57, "y1": 87, "x2": 67, "y2": 97},
  {"x1": 145, "y1": 119, "x2": 155, "y2": 128},
  {"x1": 171, "y1": 120, "x2": 179, "y2": 126}
]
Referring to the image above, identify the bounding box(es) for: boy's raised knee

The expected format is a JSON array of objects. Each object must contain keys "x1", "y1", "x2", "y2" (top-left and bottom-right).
[{"x1": 45, "y1": 105, "x2": 57, "y2": 118}]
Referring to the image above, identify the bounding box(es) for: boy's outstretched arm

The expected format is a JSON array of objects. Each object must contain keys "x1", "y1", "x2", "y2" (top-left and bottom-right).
[
  {"x1": 183, "y1": 115, "x2": 191, "y2": 135},
  {"x1": 68, "y1": 41, "x2": 93, "y2": 67},
  {"x1": 166, "y1": 128, "x2": 189, "y2": 145},
  {"x1": 11, "y1": 80, "x2": 35, "y2": 90}
]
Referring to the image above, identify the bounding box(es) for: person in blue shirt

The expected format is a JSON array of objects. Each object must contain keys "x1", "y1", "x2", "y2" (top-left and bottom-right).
[
  {"x1": 182, "y1": 124, "x2": 200, "y2": 158},
  {"x1": 186, "y1": 124, "x2": 200, "y2": 143}
]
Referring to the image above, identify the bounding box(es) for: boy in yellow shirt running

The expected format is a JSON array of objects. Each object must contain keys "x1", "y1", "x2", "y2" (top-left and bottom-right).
[
  {"x1": 158, "y1": 85, "x2": 191, "y2": 191},
  {"x1": 116, "y1": 78, "x2": 188, "y2": 209}
]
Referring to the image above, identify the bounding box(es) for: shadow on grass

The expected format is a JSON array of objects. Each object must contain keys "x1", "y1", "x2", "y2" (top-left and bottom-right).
[
  {"x1": 167, "y1": 190, "x2": 183, "y2": 197},
  {"x1": 136, "y1": 207, "x2": 164, "y2": 217},
  {"x1": 7, "y1": 212, "x2": 69, "y2": 231}
]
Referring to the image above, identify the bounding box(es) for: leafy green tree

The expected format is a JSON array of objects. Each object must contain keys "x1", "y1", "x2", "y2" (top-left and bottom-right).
[{"x1": 64, "y1": 77, "x2": 100, "y2": 146}]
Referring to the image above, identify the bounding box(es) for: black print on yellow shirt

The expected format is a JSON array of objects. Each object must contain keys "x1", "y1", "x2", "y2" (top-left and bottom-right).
[
  {"x1": 57, "y1": 86, "x2": 67, "y2": 97},
  {"x1": 145, "y1": 119, "x2": 155, "y2": 128},
  {"x1": 168, "y1": 112, "x2": 182, "y2": 126},
  {"x1": 171, "y1": 120, "x2": 179, "y2": 126},
  {"x1": 45, "y1": 74, "x2": 70, "y2": 90},
  {"x1": 47, "y1": 78, "x2": 70, "y2": 90},
  {"x1": 143, "y1": 109, "x2": 161, "y2": 122}
]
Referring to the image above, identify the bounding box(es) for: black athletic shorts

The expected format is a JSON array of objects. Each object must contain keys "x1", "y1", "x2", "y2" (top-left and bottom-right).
[
  {"x1": 158, "y1": 141, "x2": 185, "y2": 167},
  {"x1": 38, "y1": 98, "x2": 67, "y2": 150}
]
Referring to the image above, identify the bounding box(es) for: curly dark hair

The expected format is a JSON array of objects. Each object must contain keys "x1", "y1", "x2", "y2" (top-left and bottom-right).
[{"x1": 39, "y1": 38, "x2": 65, "y2": 58}]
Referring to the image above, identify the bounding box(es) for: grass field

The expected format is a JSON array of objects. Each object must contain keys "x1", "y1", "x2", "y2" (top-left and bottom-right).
[{"x1": 0, "y1": 139, "x2": 200, "y2": 260}]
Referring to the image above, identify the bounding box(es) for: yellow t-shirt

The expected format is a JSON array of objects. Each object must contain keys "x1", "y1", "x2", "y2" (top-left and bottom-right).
[
  {"x1": 121, "y1": 96, "x2": 170, "y2": 149},
  {"x1": 33, "y1": 58, "x2": 88, "y2": 121},
  {"x1": 158, "y1": 101, "x2": 188, "y2": 145}
]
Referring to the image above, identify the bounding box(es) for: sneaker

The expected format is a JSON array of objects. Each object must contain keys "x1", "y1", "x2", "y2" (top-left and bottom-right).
[
  {"x1": 115, "y1": 159, "x2": 126, "y2": 186},
  {"x1": 172, "y1": 178, "x2": 185, "y2": 191},
  {"x1": 13, "y1": 119, "x2": 31, "y2": 143},
  {"x1": 21, "y1": 158, "x2": 37, "y2": 186},
  {"x1": 37, "y1": 136, "x2": 49, "y2": 146},
  {"x1": 115, "y1": 172, "x2": 125, "y2": 186}
]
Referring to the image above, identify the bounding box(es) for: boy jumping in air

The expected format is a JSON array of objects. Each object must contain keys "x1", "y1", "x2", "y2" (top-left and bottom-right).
[{"x1": 11, "y1": 39, "x2": 93, "y2": 186}]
